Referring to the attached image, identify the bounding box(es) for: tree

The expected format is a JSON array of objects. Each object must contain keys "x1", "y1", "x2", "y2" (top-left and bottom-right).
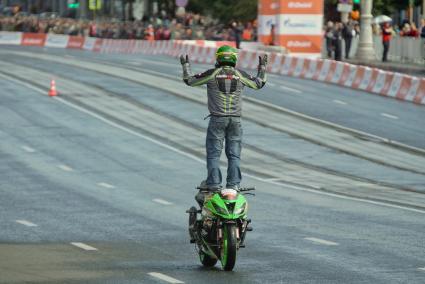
[
  {"x1": 325, "y1": 0, "x2": 422, "y2": 21},
  {"x1": 371, "y1": 0, "x2": 420, "y2": 15}
]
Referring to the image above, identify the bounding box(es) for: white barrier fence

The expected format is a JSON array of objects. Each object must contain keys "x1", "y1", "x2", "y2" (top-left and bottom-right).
[{"x1": 379, "y1": 36, "x2": 425, "y2": 64}]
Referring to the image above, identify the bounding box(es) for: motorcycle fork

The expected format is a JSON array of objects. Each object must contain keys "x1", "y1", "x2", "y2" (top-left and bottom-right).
[
  {"x1": 239, "y1": 219, "x2": 251, "y2": 248},
  {"x1": 217, "y1": 219, "x2": 222, "y2": 240}
]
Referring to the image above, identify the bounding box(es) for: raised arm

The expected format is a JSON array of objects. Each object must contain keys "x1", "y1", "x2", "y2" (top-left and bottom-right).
[
  {"x1": 180, "y1": 54, "x2": 216, "y2": 87},
  {"x1": 236, "y1": 54, "x2": 267, "y2": 89}
]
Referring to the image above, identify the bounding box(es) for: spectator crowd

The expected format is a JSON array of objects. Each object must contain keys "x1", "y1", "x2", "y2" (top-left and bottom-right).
[
  {"x1": 0, "y1": 12, "x2": 257, "y2": 43},
  {"x1": 325, "y1": 20, "x2": 360, "y2": 61},
  {"x1": 325, "y1": 18, "x2": 425, "y2": 61}
]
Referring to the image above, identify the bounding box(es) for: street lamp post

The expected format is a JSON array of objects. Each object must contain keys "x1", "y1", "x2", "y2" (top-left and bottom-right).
[
  {"x1": 423, "y1": 0, "x2": 425, "y2": 18},
  {"x1": 80, "y1": 0, "x2": 87, "y2": 18},
  {"x1": 356, "y1": 0, "x2": 376, "y2": 61},
  {"x1": 422, "y1": 0, "x2": 425, "y2": 19}
]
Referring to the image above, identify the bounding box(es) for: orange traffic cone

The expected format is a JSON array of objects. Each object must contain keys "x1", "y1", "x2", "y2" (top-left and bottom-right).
[{"x1": 48, "y1": 79, "x2": 57, "y2": 97}]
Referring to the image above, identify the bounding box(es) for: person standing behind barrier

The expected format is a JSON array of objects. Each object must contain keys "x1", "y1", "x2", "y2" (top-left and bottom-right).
[
  {"x1": 325, "y1": 21, "x2": 334, "y2": 58},
  {"x1": 231, "y1": 22, "x2": 242, "y2": 49},
  {"x1": 409, "y1": 23, "x2": 419, "y2": 38},
  {"x1": 333, "y1": 22, "x2": 343, "y2": 61},
  {"x1": 342, "y1": 20, "x2": 354, "y2": 59},
  {"x1": 382, "y1": 22, "x2": 393, "y2": 62},
  {"x1": 269, "y1": 24, "x2": 276, "y2": 46},
  {"x1": 242, "y1": 22, "x2": 253, "y2": 41},
  {"x1": 145, "y1": 24, "x2": 155, "y2": 41}
]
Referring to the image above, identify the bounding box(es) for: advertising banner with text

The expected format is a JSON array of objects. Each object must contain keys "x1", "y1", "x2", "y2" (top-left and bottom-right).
[{"x1": 258, "y1": 0, "x2": 324, "y2": 57}]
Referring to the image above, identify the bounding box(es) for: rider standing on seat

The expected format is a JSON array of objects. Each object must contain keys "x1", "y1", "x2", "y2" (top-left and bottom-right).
[{"x1": 180, "y1": 45, "x2": 267, "y2": 192}]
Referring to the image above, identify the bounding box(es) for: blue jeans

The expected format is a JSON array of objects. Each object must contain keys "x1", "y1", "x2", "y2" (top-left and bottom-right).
[{"x1": 206, "y1": 116, "x2": 242, "y2": 189}]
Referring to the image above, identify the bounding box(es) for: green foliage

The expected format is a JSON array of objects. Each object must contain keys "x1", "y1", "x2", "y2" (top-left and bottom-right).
[
  {"x1": 373, "y1": 0, "x2": 422, "y2": 16},
  {"x1": 187, "y1": 0, "x2": 258, "y2": 23},
  {"x1": 373, "y1": 0, "x2": 397, "y2": 15},
  {"x1": 325, "y1": 0, "x2": 339, "y2": 5},
  {"x1": 325, "y1": 0, "x2": 422, "y2": 15}
]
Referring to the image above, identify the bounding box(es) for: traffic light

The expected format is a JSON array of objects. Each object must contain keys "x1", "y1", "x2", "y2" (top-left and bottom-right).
[
  {"x1": 353, "y1": 0, "x2": 360, "y2": 3},
  {"x1": 68, "y1": 0, "x2": 80, "y2": 9},
  {"x1": 89, "y1": 0, "x2": 102, "y2": 10}
]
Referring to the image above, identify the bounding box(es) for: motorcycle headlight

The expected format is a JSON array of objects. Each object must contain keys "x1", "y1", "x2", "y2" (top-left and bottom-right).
[
  {"x1": 213, "y1": 204, "x2": 228, "y2": 215},
  {"x1": 234, "y1": 202, "x2": 247, "y2": 215}
]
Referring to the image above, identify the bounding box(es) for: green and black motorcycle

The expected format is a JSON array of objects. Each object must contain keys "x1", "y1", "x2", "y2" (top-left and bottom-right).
[{"x1": 186, "y1": 186, "x2": 255, "y2": 271}]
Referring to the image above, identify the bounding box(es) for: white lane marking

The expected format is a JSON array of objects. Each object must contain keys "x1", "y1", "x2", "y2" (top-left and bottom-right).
[
  {"x1": 304, "y1": 237, "x2": 339, "y2": 246},
  {"x1": 16, "y1": 220, "x2": 38, "y2": 227},
  {"x1": 418, "y1": 267, "x2": 425, "y2": 271},
  {"x1": 5, "y1": 77, "x2": 424, "y2": 215},
  {"x1": 70, "y1": 242, "x2": 98, "y2": 251},
  {"x1": 153, "y1": 198, "x2": 173, "y2": 205},
  {"x1": 58, "y1": 164, "x2": 73, "y2": 172},
  {"x1": 333, "y1": 100, "x2": 347, "y2": 105},
  {"x1": 267, "y1": 82, "x2": 276, "y2": 87},
  {"x1": 21, "y1": 146, "x2": 36, "y2": 153},
  {"x1": 381, "y1": 113, "x2": 399, "y2": 120},
  {"x1": 97, "y1": 182, "x2": 115, "y2": 189},
  {"x1": 307, "y1": 184, "x2": 322, "y2": 190},
  {"x1": 148, "y1": 272, "x2": 184, "y2": 284},
  {"x1": 279, "y1": 85, "x2": 302, "y2": 94}
]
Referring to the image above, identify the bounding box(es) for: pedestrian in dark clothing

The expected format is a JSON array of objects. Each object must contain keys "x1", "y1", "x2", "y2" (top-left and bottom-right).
[
  {"x1": 325, "y1": 21, "x2": 334, "y2": 58},
  {"x1": 333, "y1": 23, "x2": 343, "y2": 61},
  {"x1": 231, "y1": 22, "x2": 242, "y2": 49},
  {"x1": 342, "y1": 21, "x2": 354, "y2": 59},
  {"x1": 382, "y1": 22, "x2": 392, "y2": 62}
]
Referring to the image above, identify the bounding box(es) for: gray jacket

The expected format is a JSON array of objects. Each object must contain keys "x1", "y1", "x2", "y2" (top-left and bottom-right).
[{"x1": 182, "y1": 63, "x2": 266, "y2": 116}]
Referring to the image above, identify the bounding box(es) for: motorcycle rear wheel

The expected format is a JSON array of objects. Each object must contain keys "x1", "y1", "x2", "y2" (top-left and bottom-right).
[{"x1": 221, "y1": 223, "x2": 237, "y2": 271}]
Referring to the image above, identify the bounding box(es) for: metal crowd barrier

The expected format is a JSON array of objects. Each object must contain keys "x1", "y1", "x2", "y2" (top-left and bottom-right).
[{"x1": 322, "y1": 35, "x2": 425, "y2": 64}]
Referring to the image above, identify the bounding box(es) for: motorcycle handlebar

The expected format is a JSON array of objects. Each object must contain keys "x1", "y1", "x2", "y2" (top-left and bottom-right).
[
  {"x1": 195, "y1": 186, "x2": 256, "y2": 192},
  {"x1": 239, "y1": 187, "x2": 256, "y2": 192}
]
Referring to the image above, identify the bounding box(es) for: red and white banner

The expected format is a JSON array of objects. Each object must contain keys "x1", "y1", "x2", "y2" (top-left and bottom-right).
[
  {"x1": 21, "y1": 33, "x2": 46, "y2": 46},
  {"x1": 258, "y1": 0, "x2": 324, "y2": 57},
  {"x1": 0, "y1": 32, "x2": 423, "y2": 106}
]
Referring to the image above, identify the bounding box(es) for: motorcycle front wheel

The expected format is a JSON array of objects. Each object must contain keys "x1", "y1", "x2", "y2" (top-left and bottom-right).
[{"x1": 220, "y1": 223, "x2": 237, "y2": 271}]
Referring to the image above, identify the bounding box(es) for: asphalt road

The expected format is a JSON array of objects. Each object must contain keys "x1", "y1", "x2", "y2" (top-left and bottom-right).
[{"x1": 0, "y1": 46, "x2": 424, "y2": 284}]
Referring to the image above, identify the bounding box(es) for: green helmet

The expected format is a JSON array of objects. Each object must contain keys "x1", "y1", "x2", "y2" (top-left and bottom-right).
[{"x1": 216, "y1": 45, "x2": 238, "y2": 66}]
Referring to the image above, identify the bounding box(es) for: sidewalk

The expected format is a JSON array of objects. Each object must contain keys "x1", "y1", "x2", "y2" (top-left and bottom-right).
[{"x1": 347, "y1": 59, "x2": 425, "y2": 77}]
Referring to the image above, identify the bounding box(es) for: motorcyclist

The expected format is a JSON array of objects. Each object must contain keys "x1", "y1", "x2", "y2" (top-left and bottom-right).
[{"x1": 180, "y1": 45, "x2": 267, "y2": 203}]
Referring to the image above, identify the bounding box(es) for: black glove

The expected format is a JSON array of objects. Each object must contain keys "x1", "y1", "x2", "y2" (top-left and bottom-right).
[
  {"x1": 180, "y1": 54, "x2": 189, "y2": 65},
  {"x1": 259, "y1": 54, "x2": 268, "y2": 67}
]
